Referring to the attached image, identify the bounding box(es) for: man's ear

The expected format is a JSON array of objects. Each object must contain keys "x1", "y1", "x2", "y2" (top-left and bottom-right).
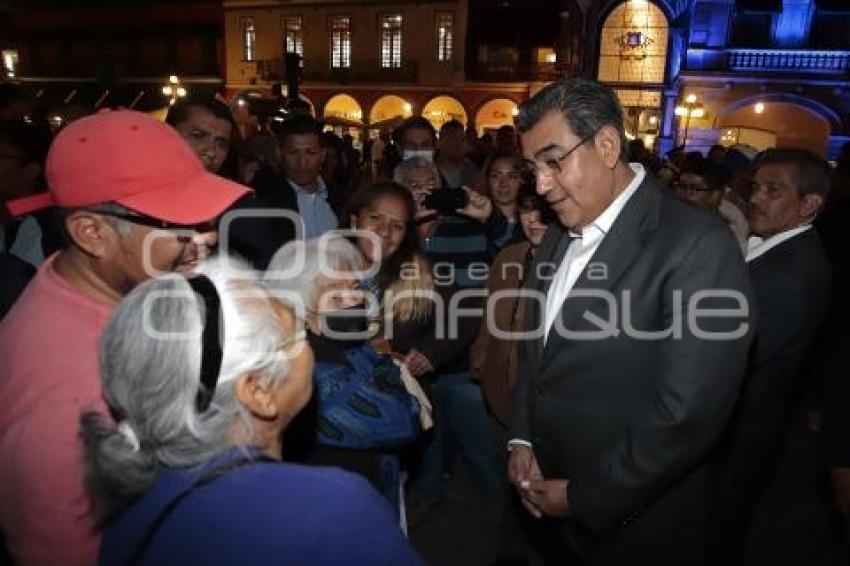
[
  {"x1": 800, "y1": 192, "x2": 824, "y2": 220},
  {"x1": 235, "y1": 373, "x2": 279, "y2": 420},
  {"x1": 63, "y1": 211, "x2": 124, "y2": 258},
  {"x1": 595, "y1": 125, "x2": 622, "y2": 169}
]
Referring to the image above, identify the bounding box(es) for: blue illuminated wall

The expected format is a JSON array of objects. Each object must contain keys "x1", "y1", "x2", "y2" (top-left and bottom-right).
[{"x1": 773, "y1": 0, "x2": 814, "y2": 47}]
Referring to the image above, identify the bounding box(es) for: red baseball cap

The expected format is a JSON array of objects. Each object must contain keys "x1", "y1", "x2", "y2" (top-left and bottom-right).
[{"x1": 6, "y1": 109, "x2": 249, "y2": 224}]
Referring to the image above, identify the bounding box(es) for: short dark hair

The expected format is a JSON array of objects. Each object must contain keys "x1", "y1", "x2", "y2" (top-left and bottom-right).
[
  {"x1": 681, "y1": 159, "x2": 729, "y2": 192},
  {"x1": 439, "y1": 119, "x2": 464, "y2": 137},
  {"x1": 276, "y1": 112, "x2": 323, "y2": 142},
  {"x1": 165, "y1": 95, "x2": 235, "y2": 129},
  {"x1": 393, "y1": 116, "x2": 436, "y2": 146},
  {"x1": 516, "y1": 184, "x2": 544, "y2": 212},
  {"x1": 755, "y1": 148, "x2": 831, "y2": 198},
  {"x1": 516, "y1": 78, "x2": 628, "y2": 162}
]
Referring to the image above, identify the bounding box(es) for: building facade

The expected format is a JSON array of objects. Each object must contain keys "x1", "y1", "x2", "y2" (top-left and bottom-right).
[
  {"x1": 223, "y1": 0, "x2": 559, "y2": 140},
  {"x1": 224, "y1": 0, "x2": 850, "y2": 157},
  {"x1": 593, "y1": 0, "x2": 850, "y2": 157}
]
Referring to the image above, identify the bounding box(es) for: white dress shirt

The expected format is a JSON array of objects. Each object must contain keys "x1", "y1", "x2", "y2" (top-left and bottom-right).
[
  {"x1": 543, "y1": 163, "x2": 646, "y2": 343},
  {"x1": 745, "y1": 224, "x2": 812, "y2": 263},
  {"x1": 508, "y1": 163, "x2": 645, "y2": 452}
]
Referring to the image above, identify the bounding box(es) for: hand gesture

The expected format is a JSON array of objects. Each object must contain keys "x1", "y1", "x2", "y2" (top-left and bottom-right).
[
  {"x1": 404, "y1": 349, "x2": 435, "y2": 377},
  {"x1": 458, "y1": 186, "x2": 493, "y2": 223}
]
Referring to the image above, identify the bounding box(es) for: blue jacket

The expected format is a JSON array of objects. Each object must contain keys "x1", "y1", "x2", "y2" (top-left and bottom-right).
[{"x1": 100, "y1": 448, "x2": 423, "y2": 565}]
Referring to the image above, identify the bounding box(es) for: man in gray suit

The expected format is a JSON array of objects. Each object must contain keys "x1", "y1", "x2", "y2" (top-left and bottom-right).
[{"x1": 507, "y1": 79, "x2": 755, "y2": 564}]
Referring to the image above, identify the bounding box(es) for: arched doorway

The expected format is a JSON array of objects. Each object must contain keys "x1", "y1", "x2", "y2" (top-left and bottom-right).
[
  {"x1": 368, "y1": 95, "x2": 412, "y2": 131},
  {"x1": 323, "y1": 93, "x2": 364, "y2": 147},
  {"x1": 422, "y1": 95, "x2": 468, "y2": 130},
  {"x1": 717, "y1": 100, "x2": 831, "y2": 156},
  {"x1": 597, "y1": 1, "x2": 668, "y2": 141},
  {"x1": 323, "y1": 93, "x2": 363, "y2": 123},
  {"x1": 475, "y1": 98, "x2": 518, "y2": 136}
]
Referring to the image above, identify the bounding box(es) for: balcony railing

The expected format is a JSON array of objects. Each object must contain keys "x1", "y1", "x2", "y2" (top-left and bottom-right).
[
  {"x1": 728, "y1": 49, "x2": 850, "y2": 73},
  {"x1": 687, "y1": 48, "x2": 850, "y2": 74}
]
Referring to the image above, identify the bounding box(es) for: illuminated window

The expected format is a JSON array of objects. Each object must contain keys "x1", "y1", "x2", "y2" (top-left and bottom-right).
[
  {"x1": 597, "y1": 0, "x2": 669, "y2": 85},
  {"x1": 381, "y1": 14, "x2": 403, "y2": 69},
  {"x1": 331, "y1": 16, "x2": 351, "y2": 69},
  {"x1": 242, "y1": 19, "x2": 256, "y2": 61},
  {"x1": 284, "y1": 16, "x2": 304, "y2": 57},
  {"x1": 2, "y1": 50, "x2": 18, "y2": 78},
  {"x1": 436, "y1": 12, "x2": 454, "y2": 62}
]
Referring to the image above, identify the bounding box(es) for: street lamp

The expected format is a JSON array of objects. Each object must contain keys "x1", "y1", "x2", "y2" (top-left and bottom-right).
[
  {"x1": 674, "y1": 93, "x2": 705, "y2": 148},
  {"x1": 162, "y1": 75, "x2": 187, "y2": 106}
]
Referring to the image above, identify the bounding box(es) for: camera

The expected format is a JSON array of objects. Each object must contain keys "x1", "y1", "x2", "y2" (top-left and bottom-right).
[{"x1": 422, "y1": 188, "x2": 468, "y2": 214}]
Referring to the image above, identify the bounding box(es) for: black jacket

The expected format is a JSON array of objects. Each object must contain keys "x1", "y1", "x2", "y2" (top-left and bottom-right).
[
  {"x1": 511, "y1": 177, "x2": 754, "y2": 565},
  {"x1": 225, "y1": 165, "x2": 345, "y2": 269},
  {"x1": 711, "y1": 228, "x2": 832, "y2": 564}
]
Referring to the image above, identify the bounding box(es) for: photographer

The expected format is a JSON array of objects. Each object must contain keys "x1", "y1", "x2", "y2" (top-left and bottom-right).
[{"x1": 394, "y1": 157, "x2": 510, "y2": 289}]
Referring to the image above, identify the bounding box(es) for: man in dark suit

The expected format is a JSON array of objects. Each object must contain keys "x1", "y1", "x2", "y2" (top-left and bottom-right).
[
  {"x1": 507, "y1": 79, "x2": 755, "y2": 565},
  {"x1": 711, "y1": 148, "x2": 833, "y2": 564}
]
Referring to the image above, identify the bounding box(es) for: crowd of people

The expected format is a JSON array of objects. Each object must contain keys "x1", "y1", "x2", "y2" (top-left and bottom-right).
[{"x1": 0, "y1": 77, "x2": 848, "y2": 565}]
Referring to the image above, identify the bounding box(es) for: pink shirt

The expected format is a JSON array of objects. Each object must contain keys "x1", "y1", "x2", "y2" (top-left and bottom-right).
[{"x1": 0, "y1": 254, "x2": 112, "y2": 565}]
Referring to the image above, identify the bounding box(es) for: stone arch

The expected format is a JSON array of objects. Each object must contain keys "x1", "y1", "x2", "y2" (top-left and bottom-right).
[
  {"x1": 715, "y1": 94, "x2": 835, "y2": 155},
  {"x1": 474, "y1": 97, "x2": 520, "y2": 136},
  {"x1": 322, "y1": 93, "x2": 364, "y2": 123},
  {"x1": 422, "y1": 94, "x2": 469, "y2": 130}
]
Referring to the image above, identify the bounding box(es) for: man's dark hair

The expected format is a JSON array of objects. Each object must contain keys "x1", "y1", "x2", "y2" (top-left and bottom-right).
[
  {"x1": 755, "y1": 148, "x2": 831, "y2": 198},
  {"x1": 275, "y1": 112, "x2": 323, "y2": 142},
  {"x1": 439, "y1": 119, "x2": 464, "y2": 137},
  {"x1": 392, "y1": 116, "x2": 436, "y2": 146},
  {"x1": 515, "y1": 78, "x2": 628, "y2": 162},
  {"x1": 165, "y1": 95, "x2": 235, "y2": 128},
  {"x1": 682, "y1": 158, "x2": 729, "y2": 192}
]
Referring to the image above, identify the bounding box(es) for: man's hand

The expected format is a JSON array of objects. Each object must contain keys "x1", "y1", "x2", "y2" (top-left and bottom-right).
[
  {"x1": 522, "y1": 479, "x2": 570, "y2": 519},
  {"x1": 404, "y1": 349, "x2": 434, "y2": 377},
  {"x1": 458, "y1": 186, "x2": 493, "y2": 223},
  {"x1": 830, "y1": 467, "x2": 850, "y2": 516},
  {"x1": 508, "y1": 445, "x2": 545, "y2": 517}
]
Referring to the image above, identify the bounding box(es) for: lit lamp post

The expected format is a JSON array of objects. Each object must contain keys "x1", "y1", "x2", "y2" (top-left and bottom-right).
[
  {"x1": 162, "y1": 75, "x2": 187, "y2": 106},
  {"x1": 674, "y1": 93, "x2": 705, "y2": 149}
]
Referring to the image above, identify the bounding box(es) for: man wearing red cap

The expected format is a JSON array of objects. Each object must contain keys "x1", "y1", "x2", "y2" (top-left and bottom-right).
[{"x1": 0, "y1": 110, "x2": 248, "y2": 564}]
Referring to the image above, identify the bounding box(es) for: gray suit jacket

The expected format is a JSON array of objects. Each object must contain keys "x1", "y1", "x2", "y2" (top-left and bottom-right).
[{"x1": 511, "y1": 176, "x2": 755, "y2": 564}]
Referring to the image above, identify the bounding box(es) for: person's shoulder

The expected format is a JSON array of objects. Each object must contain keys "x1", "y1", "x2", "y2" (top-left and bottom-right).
[
  {"x1": 494, "y1": 241, "x2": 531, "y2": 265},
  {"x1": 242, "y1": 462, "x2": 393, "y2": 522},
  {"x1": 647, "y1": 182, "x2": 730, "y2": 243}
]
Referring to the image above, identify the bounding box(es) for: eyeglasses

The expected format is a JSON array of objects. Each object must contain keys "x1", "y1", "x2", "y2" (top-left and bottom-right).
[
  {"x1": 526, "y1": 132, "x2": 597, "y2": 177},
  {"x1": 90, "y1": 208, "x2": 216, "y2": 234}
]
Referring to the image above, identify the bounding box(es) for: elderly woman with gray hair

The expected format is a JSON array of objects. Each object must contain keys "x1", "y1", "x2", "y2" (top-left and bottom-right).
[
  {"x1": 82, "y1": 256, "x2": 421, "y2": 565},
  {"x1": 264, "y1": 234, "x2": 423, "y2": 518}
]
